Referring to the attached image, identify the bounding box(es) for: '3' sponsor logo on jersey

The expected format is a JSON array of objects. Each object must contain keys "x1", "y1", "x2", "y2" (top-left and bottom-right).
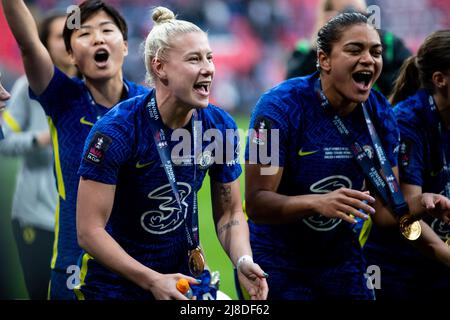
[
  {"x1": 140, "y1": 182, "x2": 192, "y2": 234},
  {"x1": 302, "y1": 175, "x2": 352, "y2": 231}
]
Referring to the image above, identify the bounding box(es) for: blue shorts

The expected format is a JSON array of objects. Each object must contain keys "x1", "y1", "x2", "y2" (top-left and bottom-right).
[{"x1": 48, "y1": 270, "x2": 76, "y2": 300}]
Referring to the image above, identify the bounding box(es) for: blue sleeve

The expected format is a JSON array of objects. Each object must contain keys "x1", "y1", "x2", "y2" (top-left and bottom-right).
[
  {"x1": 78, "y1": 113, "x2": 133, "y2": 185},
  {"x1": 29, "y1": 66, "x2": 79, "y2": 118},
  {"x1": 208, "y1": 112, "x2": 242, "y2": 183},
  {"x1": 244, "y1": 93, "x2": 289, "y2": 167},
  {"x1": 396, "y1": 112, "x2": 424, "y2": 186}
]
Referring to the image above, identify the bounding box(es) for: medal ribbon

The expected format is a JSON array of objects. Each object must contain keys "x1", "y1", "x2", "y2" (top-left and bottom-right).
[{"x1": 145, "y1": 90, "x2": 200, "y2": 249}]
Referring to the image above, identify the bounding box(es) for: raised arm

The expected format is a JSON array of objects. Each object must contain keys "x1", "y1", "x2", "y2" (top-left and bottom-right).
[
  {"x1": 245, "y1": 163, "x2": 375, "y2": 224},
  {"x1": 210, "y1": 178, "x2": 268, "y2": 300},
  {"x1": 2, "y1": 0, "x2": 54, "y2": 95},
  {"x1": 76, "y1": 178, "x2": 196, "y2": 300}
]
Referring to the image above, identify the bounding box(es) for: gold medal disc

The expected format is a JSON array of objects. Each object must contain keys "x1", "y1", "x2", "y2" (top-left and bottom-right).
[
  {"x1": 399, "y1": 215, "x2": 421, "y2": 241},
  {"x1": 188, "y1": 247, "x2": 205, "y2": 277},
  {"x1": 446, "y1": 237, "x2": 450, "y2": 247}
]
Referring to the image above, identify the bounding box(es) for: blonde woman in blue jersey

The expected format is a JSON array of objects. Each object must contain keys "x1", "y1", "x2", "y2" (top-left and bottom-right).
[
  {"x1": 76, "y1": 6, "x2": 268, "y2": 300},
  {"x1": 2, "y1": 0, "x2": 148, "y2": 299}
]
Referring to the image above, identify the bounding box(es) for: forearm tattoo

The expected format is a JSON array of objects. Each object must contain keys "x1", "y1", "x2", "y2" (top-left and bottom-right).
[
  {"x1": 219, "y1": 184, "x2": 232, "y2": 204},
  {"x1": 217, "y1": 219, "x2": 240, "y2": 236}
]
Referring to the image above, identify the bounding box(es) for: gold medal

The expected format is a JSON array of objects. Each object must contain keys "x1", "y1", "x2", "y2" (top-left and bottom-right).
[
  {"x1": 399, "y1": 215, "x2": 421, "y2": 241},
  {"x1": 446, "y1": 237, "x2": 450, "y2": 247},
  {"x1": 188, "y1": 247, "x2": 205, "y2": 277}
]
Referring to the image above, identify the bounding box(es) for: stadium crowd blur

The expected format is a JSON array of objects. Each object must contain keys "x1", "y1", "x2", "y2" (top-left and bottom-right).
[{"x1": 1, "y1": 0, "x2": 450, "y2": 113}]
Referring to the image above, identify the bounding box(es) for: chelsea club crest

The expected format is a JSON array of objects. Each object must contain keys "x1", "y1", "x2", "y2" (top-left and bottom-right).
[{"x1": 197, "y1": 150, "x2": 214, "y2": 170}]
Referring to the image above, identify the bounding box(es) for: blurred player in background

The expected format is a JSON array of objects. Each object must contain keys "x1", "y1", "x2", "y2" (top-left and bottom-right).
[
  {"x1": 365, "y1": 30, "x2": 450, "y2": 300},
  {"x1": 1, "y1": 0, "x2": 148, "y2": 299}
]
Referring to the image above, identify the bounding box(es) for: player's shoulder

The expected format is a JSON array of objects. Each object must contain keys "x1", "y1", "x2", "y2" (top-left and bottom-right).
[
  {"x1": 52, "y1": 67, "x2": 84, "y2": 95},
  {"x1": 366, "y1": 88, "x2": 395, "y2": 119},
  {"x1": 393, "y1": 89, "x2": 427, "y2": 123},
  {"x1": 94, "y1": 91, "x2": 151, "y2": 135},
  {"x1": 201, "y1": 104, "x2": 237, "y2": 129},
  {"x1": 258, "y1": 72, "x2": 318, "y2": 114},
  {"x1": 263, "y1": 72, "x2": 315, "y2": 101},
  {"x1": 124, "y1": 79, "x2": 150, "y2": 98},
  {"x1": 367, "y1": 88, "x2": 391, "y2": 108}
]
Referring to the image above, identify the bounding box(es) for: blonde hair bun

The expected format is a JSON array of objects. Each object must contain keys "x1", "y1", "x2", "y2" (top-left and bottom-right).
[{"x1": 152, "y1": 7, "x2": 175, "y2": 24}]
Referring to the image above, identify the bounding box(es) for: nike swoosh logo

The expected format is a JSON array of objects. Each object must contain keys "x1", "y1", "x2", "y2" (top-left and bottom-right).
[
  {"x1": 298, "y1": 148, "x2": 318, "y2": 157},
  {"x1": 136, "y1": 160, "x2": 154, "y2": 169},
  {"x1": 80, "y1": 117, "x2": 94, "y2": 127}
]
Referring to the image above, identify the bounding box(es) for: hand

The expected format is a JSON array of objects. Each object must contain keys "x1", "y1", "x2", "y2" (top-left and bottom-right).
[
  {"x1": 421, "y1": 193, "x2": 450, "y2": 225},
  {"x1": 147, "y1": 272, "x2": 199, "y2": 300},
  {"x1": 237, "y1": 261, "x2": 268, "y2": 300},
  {"x1": 314, "y1": 188, "x2": 376, "y2": 224},
  {"x1": 35, "y1": 131, "x2": 51, "y2": 147}
]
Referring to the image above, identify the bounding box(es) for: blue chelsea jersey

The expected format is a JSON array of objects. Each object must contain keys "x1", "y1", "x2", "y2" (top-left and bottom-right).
[
  {"x1": 245, "y1": 72, "x2": 400, "y2": 262},
  {"x1": 30, "y1": 67, "x2": 149, "y2": 273},
  {"x1": 395, "y1": 89, "x2": 450, "y2": 241},
  {"x1": 365, "y1": 89, "x2": 450, "y2": 296},
  {"x1": 77, "y1": 89, "x2": 241, "y2": 299}
]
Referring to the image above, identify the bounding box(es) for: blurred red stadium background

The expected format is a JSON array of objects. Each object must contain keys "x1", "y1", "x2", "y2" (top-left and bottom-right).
[{"x1": 1, "y1": 0, "x2": 449, "y2": 113}]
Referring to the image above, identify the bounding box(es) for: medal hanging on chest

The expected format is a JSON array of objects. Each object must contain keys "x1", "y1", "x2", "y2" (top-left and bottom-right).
[{"x1": 146, "y1": 91, "x2": 205, "y2": 276}]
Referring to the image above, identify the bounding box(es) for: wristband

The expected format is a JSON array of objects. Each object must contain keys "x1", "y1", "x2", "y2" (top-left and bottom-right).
[{"x1": 236, "y1": 255, "x2": 253, "y2": 270}]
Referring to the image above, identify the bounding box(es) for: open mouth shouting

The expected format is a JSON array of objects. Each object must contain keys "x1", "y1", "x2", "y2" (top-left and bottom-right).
[
  {"x1": 193, "y1": 81, "x2": 211, "y2": 97},
  {"x1": 352, "y1": 70, "x2": 374, "y2": 92},
  {"x1": 94, "y1": 48, "x2": 110, "y2": 68}
]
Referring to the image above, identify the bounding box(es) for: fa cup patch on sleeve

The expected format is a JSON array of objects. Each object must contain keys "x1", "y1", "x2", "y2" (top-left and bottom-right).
[
  {"x1": 251, "y1": 116, "x2": 273, "y2": 146},
  {"x1": 399, "y1": 139, "x2": 411, "y2": 168},
  {"x1": 85, "y1": 132, "x2": 112, "y2": 165}
]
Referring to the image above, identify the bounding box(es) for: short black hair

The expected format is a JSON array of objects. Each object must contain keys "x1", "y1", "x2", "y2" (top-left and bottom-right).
[
  {"x1": 39, "y1": 13, "x2": 66, "y2": 49},
  {"x1": 63, "y1": 0, "x2": 128, "y2": 52}
]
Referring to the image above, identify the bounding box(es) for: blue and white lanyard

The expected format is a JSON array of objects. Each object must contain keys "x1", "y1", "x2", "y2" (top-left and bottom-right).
[{"x1": 145, "y1": 91, "x2": 200, "y2": 248}]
